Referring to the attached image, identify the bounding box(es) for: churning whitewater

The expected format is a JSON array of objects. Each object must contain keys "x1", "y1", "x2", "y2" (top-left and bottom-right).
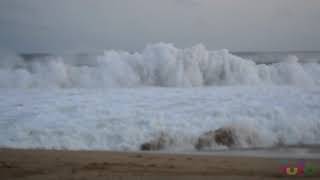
[
  {"x1": 0, "y1": 43, "x2": 319, "y2": 88},
  {"x1": 0, "y1": 43, "x2": 320, "y2": 152}
]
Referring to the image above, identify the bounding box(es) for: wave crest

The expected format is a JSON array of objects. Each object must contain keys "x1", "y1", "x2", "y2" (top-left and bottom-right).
[{"x1": 0, "y1": 43, "x2": 319, "y2": 88}]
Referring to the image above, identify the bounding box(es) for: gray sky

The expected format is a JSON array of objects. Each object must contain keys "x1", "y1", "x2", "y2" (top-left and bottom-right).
[{"x1": 0, "y1": 0, "x2": 320, "y2": 53}]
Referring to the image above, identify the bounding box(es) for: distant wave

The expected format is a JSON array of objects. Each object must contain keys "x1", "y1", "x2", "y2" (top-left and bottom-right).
[{"x1": 0, "y1": 43, "x2": 319, "y2": 88}]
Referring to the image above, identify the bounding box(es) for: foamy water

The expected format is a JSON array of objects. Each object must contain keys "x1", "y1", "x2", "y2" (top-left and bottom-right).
[
  {"x1": 0, "y1": 43, "x2": 319, "y2": 153},
  {"x1": 0, "y1": 43, "x2": 319, "y2": 88}
]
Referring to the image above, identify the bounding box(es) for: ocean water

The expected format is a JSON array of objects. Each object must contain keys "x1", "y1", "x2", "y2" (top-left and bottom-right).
[{"x1": 0, "y1": 43, "x2": 320, "y2": 152}]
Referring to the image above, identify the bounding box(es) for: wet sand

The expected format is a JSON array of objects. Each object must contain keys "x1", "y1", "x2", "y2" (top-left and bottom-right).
[{"x1": 0, "y1": 148, "x2": 319, "y2": 180}]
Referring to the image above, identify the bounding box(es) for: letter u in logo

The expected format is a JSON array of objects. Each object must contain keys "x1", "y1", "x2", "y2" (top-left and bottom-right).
[{"x1": 286, "y1": 167, "x2": 299, "y2": 176}]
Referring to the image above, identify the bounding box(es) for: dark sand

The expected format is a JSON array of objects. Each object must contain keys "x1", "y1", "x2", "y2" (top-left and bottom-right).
[{"x1": 0, "y1": 148, "x2": 319, "y2": 180}]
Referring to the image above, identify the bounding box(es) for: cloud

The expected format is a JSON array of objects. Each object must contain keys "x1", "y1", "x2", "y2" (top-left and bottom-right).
[
  {"x1": 174, "y1": 0, "x2": 202, "y2": 6},
  {"x1": 0, "y1": 0, "x2": 319, "y2": 53}
]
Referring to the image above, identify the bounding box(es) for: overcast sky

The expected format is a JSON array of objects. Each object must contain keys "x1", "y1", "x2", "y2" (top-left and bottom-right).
[{"x1": 0, "y1": 0, "x2": 320, "y2": 53}]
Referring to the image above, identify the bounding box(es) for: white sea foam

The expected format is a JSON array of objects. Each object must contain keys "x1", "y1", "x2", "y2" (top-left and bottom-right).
[
  {"x1": 0, "y1": 86, "x2": 319, "y2": 151},
  {"x1": 0, "y1": 44, "x2": 319, "y2": 153},
  {"x1": 0, "y1": 43, "x2": 319, "y2": 88}
]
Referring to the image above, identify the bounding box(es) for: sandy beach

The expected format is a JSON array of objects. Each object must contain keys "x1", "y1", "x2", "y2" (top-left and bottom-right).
[{"x1": 0, "y1": 148, "x2": 319, "y2": 180}]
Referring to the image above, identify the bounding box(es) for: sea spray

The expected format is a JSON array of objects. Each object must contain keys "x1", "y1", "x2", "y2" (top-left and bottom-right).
[{"x1": 1, "y1": 43, "x2": 319, "y2": 88}]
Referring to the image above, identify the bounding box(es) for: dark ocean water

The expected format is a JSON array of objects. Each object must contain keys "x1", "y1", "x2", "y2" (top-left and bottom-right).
[
  {"x1": 234, "y1": 51, "x2": 320, "y2": 64},
  {"x1": 20, "y1": 51, "x2": 320, "y2": 65}
]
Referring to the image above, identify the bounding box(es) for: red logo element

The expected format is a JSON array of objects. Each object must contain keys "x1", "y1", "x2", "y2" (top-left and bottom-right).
[{"x1": 280, "y1": 160, "x2": 316, "y2": 176}]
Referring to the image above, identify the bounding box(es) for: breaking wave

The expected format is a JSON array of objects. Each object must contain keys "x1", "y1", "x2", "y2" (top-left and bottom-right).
[{"x1": 0, "y1": 43, "x2": 319, "y2": 88}]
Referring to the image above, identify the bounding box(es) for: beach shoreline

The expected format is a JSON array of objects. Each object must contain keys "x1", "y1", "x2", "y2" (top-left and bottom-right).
[{"x1": 1, "y1": 148, "x2": 319, "y2": 180}]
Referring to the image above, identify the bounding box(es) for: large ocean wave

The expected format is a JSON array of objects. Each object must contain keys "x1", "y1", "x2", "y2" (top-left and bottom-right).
[{"x1": 1, "y1": 43, "x2": 319, "y2": 88}]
